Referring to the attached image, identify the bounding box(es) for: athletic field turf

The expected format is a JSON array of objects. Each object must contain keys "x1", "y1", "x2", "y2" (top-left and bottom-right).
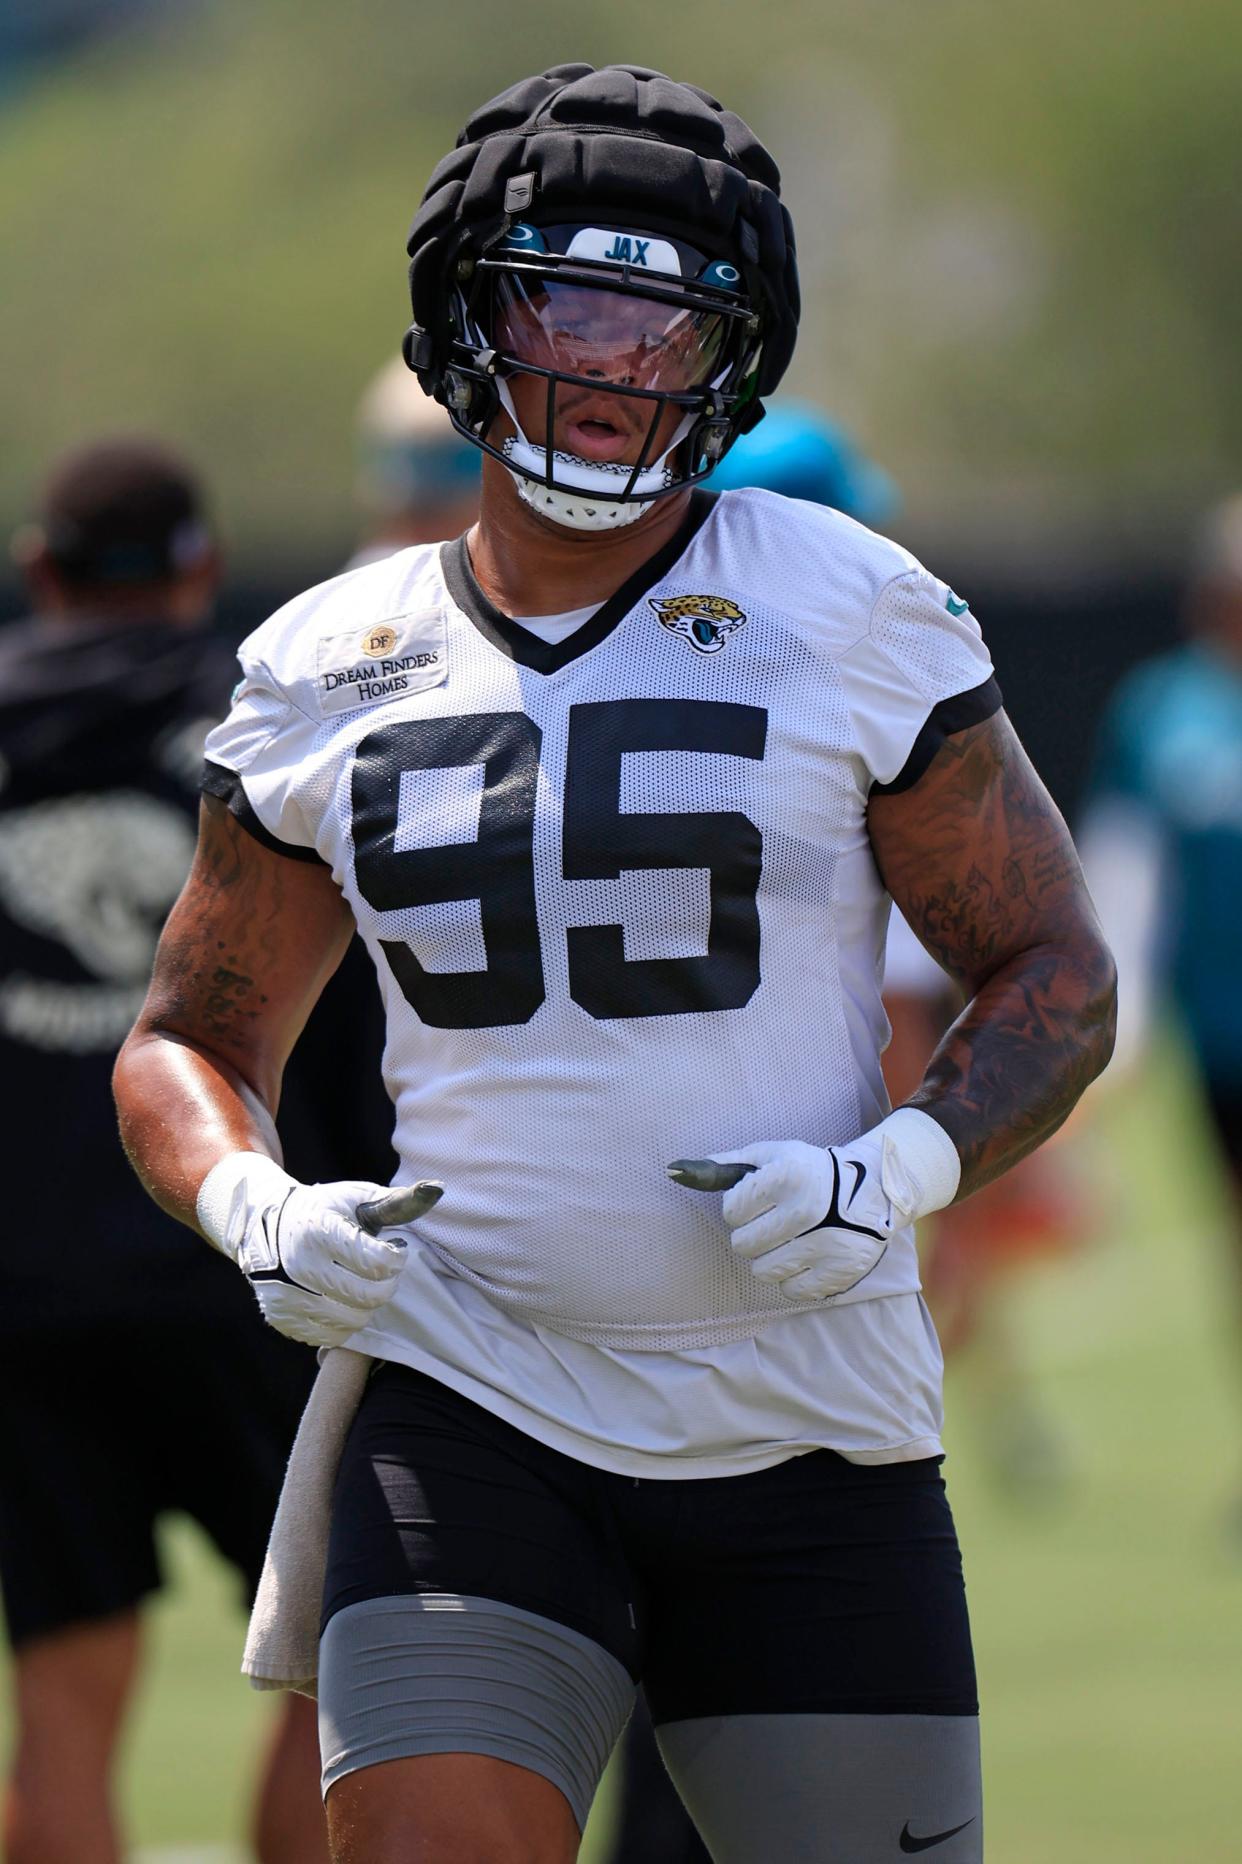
[{"x1": 3, "y1": 1034, "x2": 1239, "y2": 1861}]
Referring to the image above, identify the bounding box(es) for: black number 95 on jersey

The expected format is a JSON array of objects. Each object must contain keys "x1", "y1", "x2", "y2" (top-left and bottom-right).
[{"x1": 351, "y1": 698, "x2": 767, "y2": 1028}]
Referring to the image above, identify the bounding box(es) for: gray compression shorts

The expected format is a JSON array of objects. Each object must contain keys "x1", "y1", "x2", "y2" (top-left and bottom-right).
[
  {"x1": 317, "y1": 1592, "x2": 635, "y2": 1831},
  {"x1": 318, "y1": 1368, "x2": 982, "y2": 1853},
  {"x1": 659, "y1": 1711, "x2": 982, "y2": 1862},
  {"x1": 318, "y1": 1594, "x2": 982, "y2": 1858}
]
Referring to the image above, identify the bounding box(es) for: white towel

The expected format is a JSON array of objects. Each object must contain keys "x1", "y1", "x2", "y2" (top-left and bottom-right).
[{"x1": 241, "y1": 1345, "x2": 372, "y2": 1696}]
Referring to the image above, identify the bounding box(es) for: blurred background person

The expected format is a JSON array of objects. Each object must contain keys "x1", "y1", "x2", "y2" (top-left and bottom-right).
[
  {"x1": 703, "y1": 396, "x2": 899, "y2": 525},
  {"x1": 1079, "y1": 493, "x2": 1242, "y2": 1526},
  {"x1": 0, "y1": 438, "x2": 328, "y2": 1864},
  {"x1": 345, "y1": 353, "x2": 481, "y2": 569}
]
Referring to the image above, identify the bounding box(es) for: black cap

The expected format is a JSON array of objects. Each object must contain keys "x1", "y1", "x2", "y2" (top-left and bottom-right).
[{"x1": 34, "y1": 437, "x2": 212, "y2": 587}]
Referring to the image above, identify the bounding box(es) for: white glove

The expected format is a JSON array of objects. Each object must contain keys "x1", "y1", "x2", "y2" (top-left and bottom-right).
[
  {"x1": 669, "y1": 1107, "x2": 961, "y2": 1302},
  {"x1": 196, "y1": 1152, "x2": 442, "y2": 1347}
]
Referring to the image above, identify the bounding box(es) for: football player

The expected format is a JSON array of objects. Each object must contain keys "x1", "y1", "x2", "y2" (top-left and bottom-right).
[
  {"x1": 114, "y1": 65, "x2": 1117, "y2": 1863},
  {"x1": 1079, "y1": 492, "x2": 1242, "y2": 1531}
]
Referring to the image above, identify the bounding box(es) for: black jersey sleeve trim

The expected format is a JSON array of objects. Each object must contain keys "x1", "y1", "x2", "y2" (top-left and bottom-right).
[
  {"x1": 201, "y1": 759, "x2": 325, "y2": 864},
  {"x1": 870, "y1": 676, "x2": 1004, "y2": 796},
  {"x1": 440, "y1": 490, "x2": 720, "y2": 673}
]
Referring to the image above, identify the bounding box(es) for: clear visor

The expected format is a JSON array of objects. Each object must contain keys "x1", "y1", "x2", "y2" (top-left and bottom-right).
[{"x1": 492, "y1": 274, "x2": 729, "y2": 395}]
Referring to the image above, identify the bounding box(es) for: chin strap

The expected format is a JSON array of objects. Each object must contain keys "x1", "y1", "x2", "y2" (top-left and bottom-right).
[
  {"x1": 511, "y1": 468, "x2": 655, "y2": 532},
  {"x1": 495, "y1": 379, "x2": 694, "y2": 533}
]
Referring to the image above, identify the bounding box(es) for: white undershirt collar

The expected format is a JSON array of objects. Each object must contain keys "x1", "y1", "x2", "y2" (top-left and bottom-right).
[{"x1": 509, "y1": 603, "x2": 602, "y2": 645}]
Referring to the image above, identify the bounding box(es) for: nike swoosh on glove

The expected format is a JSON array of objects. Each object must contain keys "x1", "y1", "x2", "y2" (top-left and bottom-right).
[
  {"x1": 196, "y1": 1152, "x2": 442, "y2": 1347},
  {"x1": 669, "y1": 1107, "x2": 961, "y2": 1302}
]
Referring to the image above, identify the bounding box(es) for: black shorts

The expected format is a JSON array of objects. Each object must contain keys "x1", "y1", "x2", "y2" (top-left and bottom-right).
[
  {"x1": 323, "y1": 1363, "x2": 978, "y2": 1723},
  {"x1": 0, "y1": 1320, "x2": 315, "y2": 1649}
]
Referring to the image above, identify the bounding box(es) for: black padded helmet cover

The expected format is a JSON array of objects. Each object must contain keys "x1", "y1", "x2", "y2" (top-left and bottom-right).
[{"x1": 406, "y1": 64, "x2": 800, "y2": 416}]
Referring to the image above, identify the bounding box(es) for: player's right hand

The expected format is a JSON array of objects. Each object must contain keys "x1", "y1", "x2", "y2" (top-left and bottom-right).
[{"x1": 195, "y1": 1151, "x2": 442, "y2": 1347}]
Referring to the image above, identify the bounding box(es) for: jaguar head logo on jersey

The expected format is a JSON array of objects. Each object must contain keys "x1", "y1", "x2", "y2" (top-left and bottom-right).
[{"x1": 650, "y1": 593, "x2": 749, "y2": 655}]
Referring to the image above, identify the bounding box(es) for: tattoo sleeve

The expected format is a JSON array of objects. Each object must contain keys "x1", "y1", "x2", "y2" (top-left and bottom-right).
[
  {"x1": 144, "y1": 796, "x2": 288, "y2": 1069},
  {"x1": 113, "y1": 795, "x2": 354, "y2": 1229},
  {"x1": 867, "y1": 710, "x2": 1118, "y2": 1198}
]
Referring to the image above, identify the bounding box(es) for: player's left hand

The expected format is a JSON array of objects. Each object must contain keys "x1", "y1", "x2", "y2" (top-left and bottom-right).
[
  {"x1": 669, "y1": 1109, "x2": 962, "y2": 1301},
  {"x1": 670, "y1": 1135, "x2": 895, "y2": 1299}
]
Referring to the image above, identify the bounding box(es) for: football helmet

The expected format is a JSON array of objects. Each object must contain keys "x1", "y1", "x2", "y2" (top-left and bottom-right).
[{"x1": 403, "y1": 64, "x2": 800, "y2": 531}]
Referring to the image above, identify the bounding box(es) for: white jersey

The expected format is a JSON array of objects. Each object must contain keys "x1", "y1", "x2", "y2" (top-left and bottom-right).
[{"x1": 204, "y1": 488, "x2": 997, "y2": 1472}]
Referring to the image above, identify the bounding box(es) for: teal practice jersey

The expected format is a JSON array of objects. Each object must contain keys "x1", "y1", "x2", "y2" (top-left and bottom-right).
[{"x1": 1087, "y1": 641, "x2": 1242, "y2": 1085}]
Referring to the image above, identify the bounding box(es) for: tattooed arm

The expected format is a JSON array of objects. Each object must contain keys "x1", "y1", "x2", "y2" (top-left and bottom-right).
[
  {"x1": 112, "y1": 794, "x2": 355, "y2": 1233},
  {"x1": 867, "y1": 710, "x2": 1117, "y2": 1199}
]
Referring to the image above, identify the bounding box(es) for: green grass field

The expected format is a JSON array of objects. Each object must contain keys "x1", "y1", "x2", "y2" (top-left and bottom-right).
[{"x1": 5, "y1": 1036, "x2": 1240, "y2": 1861}]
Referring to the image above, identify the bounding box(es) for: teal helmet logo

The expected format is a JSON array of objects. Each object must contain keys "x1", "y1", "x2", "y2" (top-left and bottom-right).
[{"x1": 501, "y1": 223, "x2": 548, "y2": 252}]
